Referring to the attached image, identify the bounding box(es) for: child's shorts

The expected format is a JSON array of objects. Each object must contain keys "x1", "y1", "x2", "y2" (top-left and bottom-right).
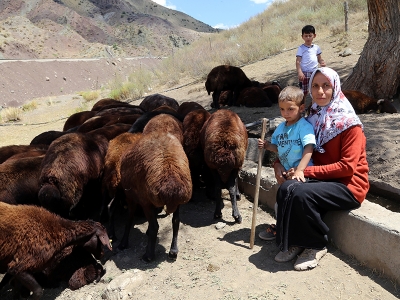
[{"x1": 300, "y1": 71, "x2": 314, "y2": 95}]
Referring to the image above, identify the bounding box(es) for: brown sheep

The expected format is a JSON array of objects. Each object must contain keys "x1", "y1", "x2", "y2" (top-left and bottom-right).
[
  {"x1": 177, "y1": 101, "x2": 205, "y2": 118},
  {"x1": 30, "y1": 130, "x2": 74, "y2": 146},
  {"x1": 103, "y1": 114, "x2": 142, "y2": 126},
  {"x1": 343, "y1": 90, "x2": 398, "y2": 114},
  {"x1": 205, "y1": 65, "x2": 254, "y2": 109},
  {"x1": 100, "y1": 132, "x2": 142, "y2": 238},
  {"x1": 38, "y1": 132, "x2": 108, "y2": 218},
  {"x1": 91, "y1": 98, "x2": 128, "y2": 111},
  {"x1": 119, "y1": 114, "x2": 192, "y2": 261},
  {"x1": 236, "y1": 86, "x2": 273, "y2": 107},
  {"x1": 142, "y1": 113, "x2": 183, "y2": 142},
  {"x1": 77, "y1": 114, "x2": 139, "y2": 133},
  {"x1": 200, "y1": 109, "x2": 248, "y2": 223},
  {"x1": 87, "y1": 123, "x2": 132, "y2": 141},
  {"x1": 128, "y1": 110, "x2": 184, "y2": 134},
  {"x1": 139, "y1": 93, "x2": 180, "y2": 112},
  {"x1": 0, "y1": 155, "x2": 44, "y2": 205},
  {"x1": 0, "y1": 144, "x2": 48, "y2": 164},
  {"x1": 0, "y1": 202, "x2": 111, "y2": 300},
  {"x1": 63, "y1": 111, "x2": 97, "y2": 131},
  {"x1": 260, "y1": 81, "x2": 282, "y2": 104},
  {"x1": 182, "y1": 108, "x2": 211, "y2": 188},
  {"x1": 94, "y1": 106, "x2": 144, "y2": 117},
  {"x1": 2, "y1": 245, "x2": 105, "y2": 297}
]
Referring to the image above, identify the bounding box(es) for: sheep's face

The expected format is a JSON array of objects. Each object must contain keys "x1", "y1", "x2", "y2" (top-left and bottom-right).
[
  {"x1": 377, "y1": 99, "x2": 398, "y2": 114},
  {"x1": 82, "y1": 224, "x2": 112, "y2": 259}
]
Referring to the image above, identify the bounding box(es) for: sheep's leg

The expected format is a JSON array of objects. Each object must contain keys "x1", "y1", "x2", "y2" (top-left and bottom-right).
[
  {"x1": 106, "y1": 196, "x2": 117, "y2": 240},
  {"x1": 212, "y1": 90, "x2": 221, "y2": 109},
  {"x1": 118, "y1": 201, "x2": 138, "y2": 250},
  {"x1": 142, "y1": 205, "x2": 159, "y2": 262},
  {"x1": 203, "y1": 164, "x2": 215, "y2": 200},
  {"x1": 168, "y1": 206, "x2": 180, "y2": 260},
  {"x1": 235, "y1": 178, "x2": 241, "y2": 200},
  {"x1": 13, "y1": 272, "x2": 43, "y2": 300},
  {"x1": 231, "y1": 88, "x2": 240, "y2": 106},
  {"x1": 227, "y1": 174, "x2": 242, "y2": 223},
  {"x1": 212, "y1": 171, "x2": 223, "y2": 219}
]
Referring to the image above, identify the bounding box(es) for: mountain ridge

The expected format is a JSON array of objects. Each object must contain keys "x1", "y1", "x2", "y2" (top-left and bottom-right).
[{"x1": 0, "y1": 0, "x2": 218, "y2": 59}]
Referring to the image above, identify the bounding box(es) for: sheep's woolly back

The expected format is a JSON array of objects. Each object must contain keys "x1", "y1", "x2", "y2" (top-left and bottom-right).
[
  {"x1": 102, "y1": 132, "x2": 142, "y2": 196},
  {"x1": 142, "y1": 113, "x2": 183, "y2": 143},
  {"x1": 139, "y1": 93, "x2": 179, "y2": 112},
  {"x1": 63, "y1": 110, "x2": 96, "y2": 131},
  {"x1": 121, "y1": 131, "x2": 192, "y2": 214},
  {"x1": 39, "y1": 132, "x2": 108, "y2": 213},
  {"x1": 183, "y1": 109, "x2": 211, "y2": 157},
  {"x1": 201, "y1": 109, "x2": 248, "y2": 182},
  {"x1": 0, "y1": 155, "x2": 44, "y2": 205},
  {"x1": 177, "y1": 101, "x2": 205, "y2": 118},
  {"x1": 0, "y1": 144, "x2": 48, "y2": 164}
]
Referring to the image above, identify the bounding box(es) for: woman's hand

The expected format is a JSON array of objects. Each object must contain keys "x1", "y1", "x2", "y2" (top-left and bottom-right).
[
  {"x1": 274, "y1": 162, "x2": 287, "y2": 184},
  {"x1": 258, "y1": 138, "x2": 266, "y2": 149}
]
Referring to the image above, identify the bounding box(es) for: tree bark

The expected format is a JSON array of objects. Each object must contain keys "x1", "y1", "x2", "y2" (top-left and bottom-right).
[{"x1": 342, "y1": 0, "x2": 400, "y2": 99}]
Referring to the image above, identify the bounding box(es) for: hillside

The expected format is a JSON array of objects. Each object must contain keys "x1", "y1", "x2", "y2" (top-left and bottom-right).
[{"x1": 0, "y1": 0, "x2": 218, "y2": 59}]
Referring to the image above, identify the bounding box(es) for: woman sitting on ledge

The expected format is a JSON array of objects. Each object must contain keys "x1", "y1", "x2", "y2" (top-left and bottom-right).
[{"x1": 263, "y1": 67, "x2": 369, "y2": 271}]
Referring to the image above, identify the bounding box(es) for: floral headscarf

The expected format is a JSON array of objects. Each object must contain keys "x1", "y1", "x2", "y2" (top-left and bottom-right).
[{"x1": 306, "y1": 67, "x2": 363, "y2": 153}]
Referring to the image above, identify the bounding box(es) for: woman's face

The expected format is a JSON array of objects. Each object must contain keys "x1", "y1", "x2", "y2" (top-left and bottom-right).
[{"x1": 311, "y1": 72, "x2": 333, "y2": 107}]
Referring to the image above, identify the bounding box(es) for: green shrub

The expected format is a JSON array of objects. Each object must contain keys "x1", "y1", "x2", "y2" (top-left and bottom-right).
[
  {"x1": 80, "y1": 90, "x2": 100, "y2": 102},
  {"x1": 21, "y1": 100, "x2": 38, "y2": 112}
]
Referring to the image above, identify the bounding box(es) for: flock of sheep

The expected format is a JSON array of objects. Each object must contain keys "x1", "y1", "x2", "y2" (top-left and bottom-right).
[
  {"x1": 0, "y1": 85, "x2": 250, "y2": 298},
  {"x1": 0, "y1": 64, "x2": 397, "y2": 299}
]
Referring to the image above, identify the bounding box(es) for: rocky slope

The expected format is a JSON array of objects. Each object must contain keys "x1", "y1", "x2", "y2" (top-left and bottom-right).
[{"x1": 0, "y1": 0, "x2": 218, "y2": 59}]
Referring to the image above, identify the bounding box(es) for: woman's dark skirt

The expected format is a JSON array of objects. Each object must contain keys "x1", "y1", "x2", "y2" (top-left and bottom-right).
[{"x1": 275, "y1": 179, "x2": 360, "y2": 252}]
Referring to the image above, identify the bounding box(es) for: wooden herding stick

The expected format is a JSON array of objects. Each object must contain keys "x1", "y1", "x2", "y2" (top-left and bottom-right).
[{"x1": 250, "y1": 118, "x2": 267, "y2": 249}]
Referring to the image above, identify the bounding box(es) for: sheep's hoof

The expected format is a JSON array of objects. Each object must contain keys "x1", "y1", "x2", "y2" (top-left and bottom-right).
[
  {"x1": 168, "y1": 251, "x2": 178, "y2": 261},
  {"x1": 234, "y1": 215, "x2": 242, "y2": 224}
]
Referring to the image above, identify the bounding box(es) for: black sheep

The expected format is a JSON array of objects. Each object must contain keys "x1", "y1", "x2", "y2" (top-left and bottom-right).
[{"x1": 205, "y1": 65, "x2": 255, "y2": 109}]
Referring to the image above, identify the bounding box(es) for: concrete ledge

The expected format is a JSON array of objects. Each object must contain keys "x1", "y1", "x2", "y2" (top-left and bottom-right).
[{"x1": 239, "y1": 139, "x2": 400, "y2": 284}]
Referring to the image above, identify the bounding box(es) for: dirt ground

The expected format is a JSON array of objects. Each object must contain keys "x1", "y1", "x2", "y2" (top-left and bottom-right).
[{"x1": 1, "y1": 31, "x2": 400, "y2": 299}]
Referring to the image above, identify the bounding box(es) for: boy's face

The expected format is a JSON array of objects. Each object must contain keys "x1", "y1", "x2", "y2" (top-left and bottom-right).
[
  {"x1": 279, "y1": 101, "x2": 304, "y2": 126},
  {"x1": 302, "y1": 33, "x2": 316, "y2": 45}
]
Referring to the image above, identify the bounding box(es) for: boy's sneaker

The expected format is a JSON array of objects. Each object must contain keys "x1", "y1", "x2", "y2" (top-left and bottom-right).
[
  {"x1": 274, "y1": 246, "x2": 304, "y2": 262},
  {"x1": 294, "y1": 248, "x2": 327, "y2": 271},
  {"x1": 258, "y1": 224, "x2": 277, "y2": 241}
]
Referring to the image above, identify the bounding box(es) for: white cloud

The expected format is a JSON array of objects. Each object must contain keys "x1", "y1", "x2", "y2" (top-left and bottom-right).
[
  {"x1": 213, "y1": 23, "x2": 239, "y2": 30},
  {"x1": 151, "y1": 0, "x2": 176, "y2": 10},
  {"x1": 249, "y1": 0, "x2": 274, "y2": 4}
]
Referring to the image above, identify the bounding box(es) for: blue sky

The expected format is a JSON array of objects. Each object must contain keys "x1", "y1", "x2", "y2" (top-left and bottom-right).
[{"x1": 151, "y1": 0, "x2": 275, "y2": 29}]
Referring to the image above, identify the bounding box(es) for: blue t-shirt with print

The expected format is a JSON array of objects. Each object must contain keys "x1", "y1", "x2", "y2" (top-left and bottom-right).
[{"x1": 271, "y1": 117, "x2": 316, "y2": 171}]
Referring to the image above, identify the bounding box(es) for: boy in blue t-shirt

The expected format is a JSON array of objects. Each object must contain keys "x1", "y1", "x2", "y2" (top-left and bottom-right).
[
  {"x1": 257, "y1": 86, "x2": 315, "y2": 241},
  {"x1": 296, "y1": 25, "x2": 326, "y2": 97},
  {"x1": 258, "y1": 85, "x2": 315, "y2": 182}
]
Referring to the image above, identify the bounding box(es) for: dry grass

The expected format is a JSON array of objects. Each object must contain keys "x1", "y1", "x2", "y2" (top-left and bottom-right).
[
  {"x1": 0, "y1": 107, "x2": 23, "y2": 122},
  {"x1": 121, "y1": 0, "x2": 367, "y2": 91}
]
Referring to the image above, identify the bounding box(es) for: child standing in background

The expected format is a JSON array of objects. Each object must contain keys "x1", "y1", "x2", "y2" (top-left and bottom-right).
[{"x1": 296, "y1": 25, "x2": 326, "y2": 97}]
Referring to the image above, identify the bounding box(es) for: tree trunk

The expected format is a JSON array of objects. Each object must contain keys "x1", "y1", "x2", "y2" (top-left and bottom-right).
[{"x1": 342, "y1": 0, "x2": 400, "y2": 99}]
